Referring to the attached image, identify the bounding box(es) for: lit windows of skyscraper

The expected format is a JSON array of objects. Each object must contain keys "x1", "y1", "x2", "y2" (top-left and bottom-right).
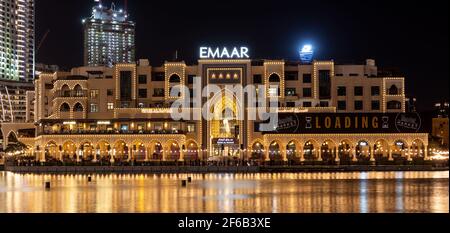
[
  {"x1": 82, "y1": 2, "x2": 135, "y2": 67},
  {"x1": 0, "y1": 0, "x2": 35, "y2": 82}
]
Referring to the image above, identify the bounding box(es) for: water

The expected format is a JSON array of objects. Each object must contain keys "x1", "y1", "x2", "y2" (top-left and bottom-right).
[{"x1": 0, "y1": 171, "x2": 448, "y2": 213}]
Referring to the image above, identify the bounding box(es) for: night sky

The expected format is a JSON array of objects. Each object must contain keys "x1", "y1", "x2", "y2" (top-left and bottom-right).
[{"x1": 36, "y1": 0, "x2": 449, "y2": 111}]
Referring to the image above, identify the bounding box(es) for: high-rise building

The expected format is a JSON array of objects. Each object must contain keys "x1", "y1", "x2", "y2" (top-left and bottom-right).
[
  {"x1": 0, "y1": 0, "x2": 35, "y2": 82},
  {"x1": 82, "y1": 1, "x2": 135, "y2": 67},
  {"x1": 0, "y1": 80, "x2": 34, "y2": 123},
  {"x1": 434, "y1": 100, "x2": 449, "y2": 118}
]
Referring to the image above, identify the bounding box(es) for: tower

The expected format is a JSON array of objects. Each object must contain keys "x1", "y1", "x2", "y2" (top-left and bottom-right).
[
  {"x1": 0, "y1": 0, "x2": 35, "y2": 82},
  {"x1": 82, "y1": 1, "x2": 136, "y2": 67}
]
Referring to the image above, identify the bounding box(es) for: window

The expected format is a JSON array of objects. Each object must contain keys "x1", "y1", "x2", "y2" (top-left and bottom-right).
[
  {"x1": 285, "y1": 88, "x2": 297, "y2": 96},
  {"x1": 120, "y1": 124, "x2": 129, "y2": 131},
  {"x1": 303, "y1": 74, "x2": 312, "y2": 83},
  {"x1": 120, "y1": 102, "x2": 130, "y2": 108},
  {"x1": 338, "y1": 101, "x2": 347, "y2": 110},
  {"x1": 153, "y1": 88, "x2": 164, "y2": 97},
  {"x1": 169, "y1": 74, "x2": 181, "y2": 83},
  {"x1": 120, "y1": 71, "x2": 132, "y2": 101},
  {"x1": 74, "y1": 103, "x2": 84, "y2": 112},
  {"x1": 286, "y1": 102, "x2": 296, "y2": 107},
  {"x1": 371, "y1": 86, "x2": 380, "y2": 96},
  {"x1": 151, "y1": 72, "x2": 165, "y2": 81},
  {"x1": 107, "y1": 103, "x2": 114, "y2": 110},
  {"x1": 268, "y1": 88, "x2": 279, "y2": 97},
  {"x1": 187, "y1": 124, "x2": 196, "y2": 133},
  {"x1": 303, "y1": 102, "x2": 312, "y2": 107},
  {"x1": 337, "y1": 86, "x2": 346, "y2": 96},
  {"x1": 253, "y1": 75, "x2": 262, "y2": 84},
  {"x1": 74, "y1": 85, "x2": 84, "y2": 97},
  {"x1": 138, "y1": 89, "x2": 148, "y2": 98},
  {"x1": 371, "y1": 101, "x2": 380, "y2": 110},
  {"x1": 90, "y1": 103, "x2": 99, "y2": 113},
  {"x1": 285, "y1": 71, "x2": 298, "y2": 81},
  {"x1": 303, "y1": 88, "x2": 312, "y2": 98},
  {"x1": 138, "y1": 75, "x2": 147, "y2": 84},
  {"x1": 90, "y1": 89, "x2": 99, "y2": 99},
  {"x1": 319, "y1": 70, "x2": 331, "y2": 99},
  {"x1": 354, "y1": 86, "x2": 363, "y2": 96},
  {"x1": 388, "y1": 85, "x2": 399, "y2": 95},
  {"x1": 188, "y1": 75, "x2": 195, "y2": 84},
  {"x1": 354, "y1": 101, "x2": 363, "y2": 111},
  {"x1": 320, "y1": 101, "x2": 329, "y2": 107},
  {"x1": 107, "y1": 89, "x2": 113, "y2": 96},
  {"x1": 387, "y1": 101, "x2": 402, "y2": 110}
]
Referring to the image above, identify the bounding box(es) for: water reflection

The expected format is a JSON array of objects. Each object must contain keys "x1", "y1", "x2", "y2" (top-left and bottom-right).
[{"x1": 0, "y1": 171, "x2": 448, "y2": 213}]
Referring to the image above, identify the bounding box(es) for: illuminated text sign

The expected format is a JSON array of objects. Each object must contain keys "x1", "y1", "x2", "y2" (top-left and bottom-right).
[{"x1": 200, "y1": 47, "x2": 250, "y2": 59}]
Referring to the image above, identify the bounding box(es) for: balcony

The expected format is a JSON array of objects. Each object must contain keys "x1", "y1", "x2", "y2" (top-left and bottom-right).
[
  {"x1": 39, "y1": 129, "x2": 186, "y2": 136},
  {"x1": 56, "y1": 90, "x2": 88, "y2": 98}
]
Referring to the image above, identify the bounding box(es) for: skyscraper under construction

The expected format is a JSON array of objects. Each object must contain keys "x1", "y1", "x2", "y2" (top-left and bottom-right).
[{"x1": 82, "y1": 1, "x2": 135, "y2": 67}]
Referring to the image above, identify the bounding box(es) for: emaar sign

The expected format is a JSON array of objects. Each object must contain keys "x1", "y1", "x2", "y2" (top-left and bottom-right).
[{"x1": 200, "y1": 47, "x2": 250, "y2": 59}]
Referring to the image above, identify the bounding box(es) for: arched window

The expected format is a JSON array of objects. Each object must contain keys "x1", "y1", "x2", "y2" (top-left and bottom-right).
[
  {"x1": 73, "y1": 103, "x2": 84, "y2": 112},
  {"x1": 269, "y1": 74, "x2": 281, "y2": 83},
  {"x1": 61, "y1": 85, "x2": 70, "y2": 97},
  {"x1": 74, "y1": 85, "x2": 84, "y2": 97},
  {"x1": 387, "y1": 101, "x2": 402, "y2": 110},
  {"x1": 7, "y1": 132, "x2": 18, "y2": 144},
  {"x1": 388, "y1": 85, "x2": 399, "y2": 95},
  {"x1": 60, "y1": 103, "x2": 70, "y2": 112},
  {"x1": 169, "y1": 74, "x2": 181, "y2": 83}
]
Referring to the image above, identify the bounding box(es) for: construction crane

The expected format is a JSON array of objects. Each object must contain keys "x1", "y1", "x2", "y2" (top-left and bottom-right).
[{"x1": 36, "y1": 29, "x2": 50, "y2": 54}]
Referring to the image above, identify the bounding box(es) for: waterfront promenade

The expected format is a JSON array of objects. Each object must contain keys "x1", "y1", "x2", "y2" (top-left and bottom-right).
[{"x1": 4, "y1": 164, "x2": 448, "y2": 174}]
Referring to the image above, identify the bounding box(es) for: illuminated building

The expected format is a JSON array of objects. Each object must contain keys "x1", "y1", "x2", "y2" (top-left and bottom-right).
[
  {"x1": 0, "y1": 80, "x2": 34, "y2": 123},
  {"x1": 82, "y1": 2, "x2": 135, "y2": 67},
  {"x1": 24, "y1": 50, "x2": 429, "y2": 164},
  {"x1": 0, "y1": 0, "x2": 35, "y2": 82},
  {"x1": 432, "y1": 100, "x2": 449, "y2": 147}
]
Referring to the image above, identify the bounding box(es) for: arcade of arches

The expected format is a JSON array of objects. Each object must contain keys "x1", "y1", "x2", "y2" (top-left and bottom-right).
[
  {"x1": 254, "y1": 134, "x2": 429, "y2": 162},
  {"x1": 28, "y1": 134, "x2": 428, "y2": 163},
  {"x1": 33, "y1": 136, "x2": 197, "y2": 163}
]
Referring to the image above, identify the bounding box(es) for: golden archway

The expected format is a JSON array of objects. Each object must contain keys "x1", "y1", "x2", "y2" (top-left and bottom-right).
[{"x1": 210, "y1": 93, "x2": 241, "y2": 139}]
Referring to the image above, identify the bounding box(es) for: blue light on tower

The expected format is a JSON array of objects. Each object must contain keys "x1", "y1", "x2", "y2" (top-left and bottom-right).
[{"x1": 300, "y1": 44, "x2": 314, "y2": 63}]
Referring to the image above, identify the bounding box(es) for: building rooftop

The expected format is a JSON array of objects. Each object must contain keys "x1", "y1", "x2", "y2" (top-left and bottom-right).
[{"x1": 84, "y1": 3, "x2": 131, "y2": 23}]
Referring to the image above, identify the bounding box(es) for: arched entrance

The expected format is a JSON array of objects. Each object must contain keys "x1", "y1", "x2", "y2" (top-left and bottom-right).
[
  {"x1": 250, "y1": 142, "x2": 264, "y2": 161},
  {"x1": 303, "y1": 140, "x2": 317, "y2": 161},
  {"x1": 149, "y1": 141, "x2": 163, "y2": 160},
  {"x1": 97, "y1": 141, "x2": 111, "y2": 163},
  {"x1": 269, "y1": 141, "x2": 282, "y2": 161},
  {"x1": 210, "y1": 93, "x2": 242, "y2": 160},
  {"x1": 411, "y1": 139, "x2": 425, "y2": 160},
  {"x1": 374, "y1": 139, "x2": 389, "y2": 162},
  {"x1": 286, "y1": 140, "x2": 300, "y2": 163},
  {"x1": 132, "y1": 141, "x2": 146, "y2": 161},
  {"x1": 113, "y1": 140, "x2": 128, "y2": 162},
  {"x1": 45, "y1": 141, "x2": 58, "y2": 161},
  {"x1": 185, "y1": 141, "x2": 199, "y2": 161},
  {"x1": 392, "y1": 140, "x2": 407, "y2": 162},
  {"x1": 166, "y1": 141, "x2": 180, "y2": 161},
  {"x1": 338, "y1": 140, "x2": 352, "y2": 164},
  {"x1": 80, "y1": 141, "x2": 95, "y2": 162},
  {"x1": 356, "y1": 140, "x2": 370, "y2": 162},
  {"x1": 321, "y1": 140, "x2": 337, "y2": 164},
  {"x1": 62, "y1": 141, "x2": 77, "y2": 162}
]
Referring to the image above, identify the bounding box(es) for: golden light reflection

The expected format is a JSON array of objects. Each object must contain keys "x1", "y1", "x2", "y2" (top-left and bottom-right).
[{"x1": 0, "y1": 171, "x2": 448, "y2": 213}]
